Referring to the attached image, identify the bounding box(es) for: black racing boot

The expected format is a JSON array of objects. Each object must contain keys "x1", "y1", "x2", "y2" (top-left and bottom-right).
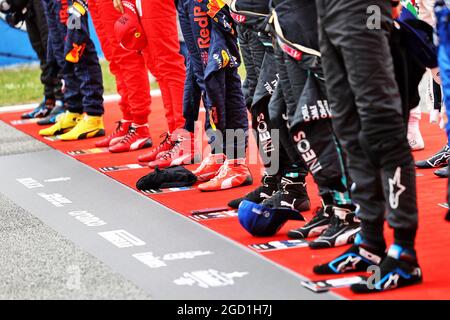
[
  {"x1": 287, "y1": 205, "x2": 333, "y2": 239},
  {"x1": 309, "y1": 207, "x2": 361, "y2": 249},
  {"x1": 228, "y1": 174, "x2": 279, "y2": 209},
  {"x1": 313, "y1": 241, "x2": 385, "y2": 275},
  {"x1": 434, "y1": 165, "x2": 448, "y2": 178},
  {"x1": 260, "y1": 176, "x2": 310, "y2": 212},
  {"x1": 351, "y1": 244, "x2": 422, "y2": 293},
  {"x1": 415, "y1": 145, "x2": 450, "y2": 168}
]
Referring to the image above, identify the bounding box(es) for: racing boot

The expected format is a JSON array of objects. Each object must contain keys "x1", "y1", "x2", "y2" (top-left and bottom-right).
[
  {"x1": 37, "y1": 100, "x2": 66, "y2": 125},
  {"x1": 21, "y1": 98, "x2": 54, "y2": 119},
  {"x1": 313, "y1": 235, "x2": 385, "y2": 275},
  {"x1": 137, "y1": 132, "x2": 174, "y2": 163},
  {"x1": 108, "y1": 124, "x2": 152, "y2": 153},
  {"x1": 287, "y1": 205, "x2": 333, "y2": 239},
  {"x1": 198, "y1": 159, "x2": 253, "y2": 192},
  {"x1": 407, "y1": 107, "x2": 424, "y2": 151},
  {"x1": 309, "y1": 207, "x2": 361, "y2": 249},
  {"x1": 38, "y1": 111, "x2": 81, "y2": 136},
  {"x1": 95, "y1": 120, "x2": 132, "y2": 148},
  {"x1": 59, "y1": 114, "x2": 105, "y2": 141},
  {"x1": 227, "y1": 174, "x2": 279, "y2": 209},
  {"x1": 193, "y1": 153, "x2": 227, "y2": 182},
  {"x1": 415, "y1": 145, "x2": 450, "y2": 168},
  {"x1": 148, "y1": 133, "x2": 194, "y2": 168},
  {"x1": 434, "y1": 165, "x2": 449, "y2": 178},
  {"x1": 260, "y1": 174, "x2": 310, "y2": 212},
  {"x1": 351, "y1": 245, "x2": 422, "y2": 293}
]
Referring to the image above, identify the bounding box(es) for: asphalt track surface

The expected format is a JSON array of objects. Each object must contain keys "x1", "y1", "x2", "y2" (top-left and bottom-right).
[{"x1": 0, "y1": 121, "x2": 151, "y2": 299}]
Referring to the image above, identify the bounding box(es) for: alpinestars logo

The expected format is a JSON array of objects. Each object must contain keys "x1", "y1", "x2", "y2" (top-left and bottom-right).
[
  {"x1": 388, "y1": 167, "x2": 406, "y2": 209},
  {"x1": 336, "y1": 255, "x2": 361, "y2": 273},
  {"x1": 383, "y1": 273, "x2": 399, "y2": 290}
]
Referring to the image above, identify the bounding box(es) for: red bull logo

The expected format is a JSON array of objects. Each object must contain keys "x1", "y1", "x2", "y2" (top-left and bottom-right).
[
  {"x1": 59, "y1": 0, "x2": 69, "y2": 24},
  {"x1": 194, "y1": 1, "x2": 211, "y2": 50}
]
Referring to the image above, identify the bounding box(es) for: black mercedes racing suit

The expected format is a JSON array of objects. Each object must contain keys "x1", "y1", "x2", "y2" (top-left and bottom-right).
[
  {"x1": 267, "y1": 0, "x2": 353, "y2": 207},
  {"x1": 316, "y1": 0, "x2": 418, "y2": 248},
  {"x1": 231, "y1": 0, "x2": 307, "y2": 178}
]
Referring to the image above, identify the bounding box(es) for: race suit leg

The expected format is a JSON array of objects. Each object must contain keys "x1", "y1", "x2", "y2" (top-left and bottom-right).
[
  {"x1": 89, "y1": 0, "x2": 150, "y2": 123},
  {"x1": 273, "y1": 0, "x2": 352, "y2": 207},
  {"x1": 64, "y1": 0, "x2": 104, "y2": 116},
  {"x1": 435, "y1": 1, "x2": 450, "y2": 220},
  {"x1": 177, "y1": 0, "x2": 204, "y2": 133},
  {"x1": 25, "y1": 0, "x2": 61, "y2": 100},
  {"x1": 139, "y1": 0, "x2": 186, "y2": 132},
  {"x1": 317, "y1": 0, "x2": 418, "y2": 248},
  {"x1": 43, "y1": 0, "x2": 83, "y2": 113},
  {"x1": 238, "y1": 25, "x2": 266, "y2": 109}
]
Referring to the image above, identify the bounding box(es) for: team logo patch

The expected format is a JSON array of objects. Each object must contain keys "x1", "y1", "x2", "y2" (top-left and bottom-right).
[{"x1": 249, "y1": 239, "x2": 309, "y2": 252}]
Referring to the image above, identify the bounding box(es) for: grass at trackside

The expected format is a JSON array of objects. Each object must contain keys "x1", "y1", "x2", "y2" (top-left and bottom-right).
[
  {"x1": 0, "y1": 60, "x2": 150, "y2": 107},
  {"x1": 0, "y1": 59, "x2": 246, "y2": 107}
]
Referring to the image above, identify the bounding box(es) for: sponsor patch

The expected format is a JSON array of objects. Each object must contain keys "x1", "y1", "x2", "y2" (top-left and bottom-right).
[
  {"x1": 67, "y1": 147, "x2": 109, "y2": 156},
  {"x1": 301, "y1": 276, "x2": 366, "y2": 293},
  {"x1": 190, "y1": 209, "x2": 238, "y2": 221},
  {"x1": 99, "y1": 164, "x2": 147, "y2": 173},
  {"x1": 249, "y1": 239, "x2": 309, "y2": 252}
]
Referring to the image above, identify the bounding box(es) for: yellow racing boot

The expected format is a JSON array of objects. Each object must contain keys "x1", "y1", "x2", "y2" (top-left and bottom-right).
[
  {"x1": 59, "y1": 114, "x2": 105, "y2": 141},
  {"x1": 39, "y1": 111, "x2": 81, "y2": 136}
]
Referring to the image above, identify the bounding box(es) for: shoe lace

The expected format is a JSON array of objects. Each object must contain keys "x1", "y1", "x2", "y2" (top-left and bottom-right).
[
  {"x1": 159, "y1": 140, "x2": 181, "y2": 160},
  {"x1": 120, "y1": 127, "x2": 137, "y2": 144},
  {"x1": 104, "y1": 121, "x2": 123, "y2": 138},
  {"x1": 320, "y1": 214, "x2": 342, "y2": 237},
  {"x1": 210, "y1": 162, "x2": 230, "y2": 182},
  {"x1": 154, "y1": 132, "x2": 173, "y2": 152}
]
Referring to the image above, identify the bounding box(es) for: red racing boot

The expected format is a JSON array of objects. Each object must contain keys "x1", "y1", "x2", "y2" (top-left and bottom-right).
[
  {"x1": 108, "y1": 124, "x2": 153, "y2": 153},
  {"x1": 198, "y1": 159, "x2": 253, "y2": 192},
  {"x1": 192, "y1": 153, "x2": 226, "y2": 182},
  {"x1": 148, "y1": 134, "x2": 195, "y2": 168},
  {"x1": 137, "y1": 132, "x2": 174, "y2": 163},
  {"x1": 95, "y1": 120, "x2": 132, "y2": 148}
]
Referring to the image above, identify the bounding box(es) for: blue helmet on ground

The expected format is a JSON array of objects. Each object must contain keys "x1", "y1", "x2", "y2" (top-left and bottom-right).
[{"x1": 238, "y1": 200, "x2": 305, "y2": 237}]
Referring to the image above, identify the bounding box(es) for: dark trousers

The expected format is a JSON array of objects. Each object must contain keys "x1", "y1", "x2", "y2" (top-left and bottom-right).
[
  {"x1": 42, "y1": 0, "x2": 103, "y2": 115},
  {"x1": 316, "y1": 0, "x2": 418, "y2": 247},
  {"x1": 25, "y1": 0, "x2": 62, "y2": 100}
]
